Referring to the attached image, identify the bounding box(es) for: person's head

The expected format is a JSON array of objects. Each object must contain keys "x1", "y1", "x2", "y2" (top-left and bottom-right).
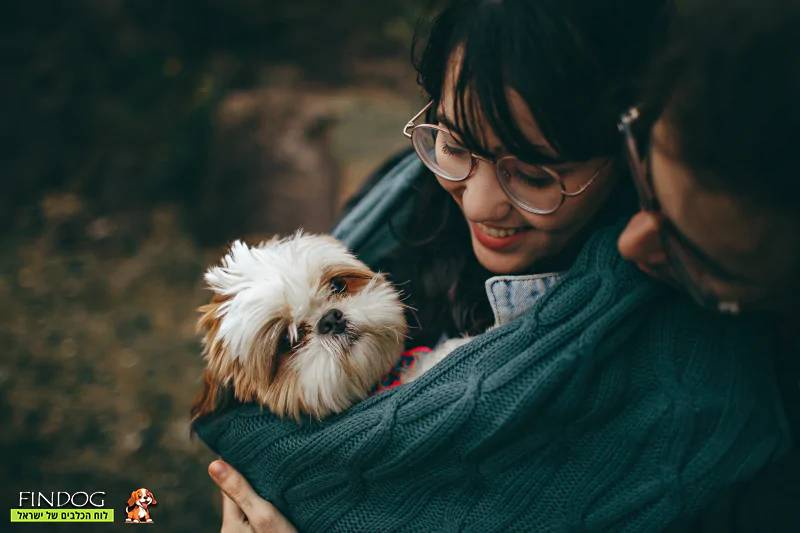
[
  {"x1": 407, "y1": 0, "x2": 670, "y2": 275},
  {"x1": 394, "y1": 0, "x2": 670, "y2": 343},
  {"x1": 618, "y1": 0, "x2": 800, "y2": 313}
]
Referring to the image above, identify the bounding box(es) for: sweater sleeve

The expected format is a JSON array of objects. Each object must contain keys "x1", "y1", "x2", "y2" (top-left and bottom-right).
[
  {"x1": 683, "y1": 451, "x2": 800, "y2": 533},
  {"x1": 193, "y1": 226, "x2": 790, "y2": 533},
  {"x1": 685, "y1": 328, "x2": 800, "y2": 533}
]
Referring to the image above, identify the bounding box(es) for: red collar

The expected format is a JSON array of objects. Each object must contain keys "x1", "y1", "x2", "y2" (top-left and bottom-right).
[{"x1": 370, "y1": 347, "x2": 432, "y2": 395}]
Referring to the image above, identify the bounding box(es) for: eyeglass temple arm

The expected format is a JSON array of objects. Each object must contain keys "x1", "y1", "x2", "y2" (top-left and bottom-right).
[
  {"x1": 403, "y1": 101, "x2": 434, "y2": 138},
  {"x1": 562, "y1": 159, "x2": 612, "y2": 197},
  {"x1": 563, "y1": 108, "x2": 641, "y2": 198},
  {"x1": 618, "y1": 107, "x2": 641, "y2": 130}
]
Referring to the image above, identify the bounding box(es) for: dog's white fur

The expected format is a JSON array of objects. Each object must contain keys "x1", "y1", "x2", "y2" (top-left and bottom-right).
[
  {"x1": 192, "y1": 232, "x2": 474, "y2": 422},
  {"x1": 195, "y1": 233, "x2": 430, "y2": 421}
]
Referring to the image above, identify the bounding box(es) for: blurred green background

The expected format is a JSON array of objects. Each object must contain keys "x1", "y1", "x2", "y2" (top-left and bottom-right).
[{"x1": 1, "y1": 1, "x2": 430, "y2": 530}]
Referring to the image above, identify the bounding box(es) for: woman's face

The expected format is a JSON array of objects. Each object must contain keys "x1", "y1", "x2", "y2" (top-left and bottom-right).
[{"x1": 435, "y1": 87, "x2": 618, "y2": 275}]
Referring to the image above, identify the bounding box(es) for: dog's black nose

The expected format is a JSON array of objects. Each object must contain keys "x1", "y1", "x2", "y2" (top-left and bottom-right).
[{"x1": 318, "y1": 309, "x2": 346, "y2": 335}]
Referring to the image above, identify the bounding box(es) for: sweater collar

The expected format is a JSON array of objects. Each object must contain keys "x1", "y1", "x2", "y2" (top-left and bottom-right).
[{"x1": 485, "y1": 272, "x2": 564, "y2": 327}]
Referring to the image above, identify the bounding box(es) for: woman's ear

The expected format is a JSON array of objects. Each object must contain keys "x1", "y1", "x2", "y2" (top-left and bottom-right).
[{"x1": 618, "y1": 210, "x2": 667, "y2": 265}]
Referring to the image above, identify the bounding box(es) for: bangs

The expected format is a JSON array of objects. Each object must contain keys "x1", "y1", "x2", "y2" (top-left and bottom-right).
[
  {"x1": 413, "y1": 0, "x2": 641, "y2": 164},
  {"x1": 450, "y1": 35, "x2": 568, "y2": 165}
]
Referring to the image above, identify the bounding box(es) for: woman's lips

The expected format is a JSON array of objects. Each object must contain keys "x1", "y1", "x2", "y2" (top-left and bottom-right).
[{"x1": 471, "y1": 221, "x2": 532, "y2": 251}]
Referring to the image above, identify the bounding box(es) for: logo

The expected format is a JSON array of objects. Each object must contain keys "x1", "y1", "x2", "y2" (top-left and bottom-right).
[
  {"x1": 10, "y1": 491, "x2": 114, "y2": 523},
  {"x1": 125, "y1": 488, "x2": 157, "y2": 524}
]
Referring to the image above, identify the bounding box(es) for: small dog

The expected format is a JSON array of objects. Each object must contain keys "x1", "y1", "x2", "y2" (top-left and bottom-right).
[
  {"x1": 125, "y1": 488, "x2": 156, "y2": 523},
  {"x1": 191, "y1": 233, "x2": 450, "y2": 422}
]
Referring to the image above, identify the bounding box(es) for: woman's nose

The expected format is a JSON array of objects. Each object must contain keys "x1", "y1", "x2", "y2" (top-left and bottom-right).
[{"x1": 458, "y1": 159, "x2": 512, "y2": 221}]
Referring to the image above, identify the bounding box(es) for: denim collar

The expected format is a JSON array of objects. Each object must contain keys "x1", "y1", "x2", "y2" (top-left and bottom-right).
[{"x1": 485, "y1": 272, "x2": 564, "y2": 326}]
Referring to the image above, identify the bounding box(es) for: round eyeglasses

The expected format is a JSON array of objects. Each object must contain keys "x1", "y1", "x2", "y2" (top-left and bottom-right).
[{"x1": 403, "y1": 101, "x2": 606, "y2": 215}]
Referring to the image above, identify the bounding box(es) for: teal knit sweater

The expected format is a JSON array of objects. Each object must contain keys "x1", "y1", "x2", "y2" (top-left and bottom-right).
[{"x1": 194, "y1": 156, "x2": 790, "y2": 532}]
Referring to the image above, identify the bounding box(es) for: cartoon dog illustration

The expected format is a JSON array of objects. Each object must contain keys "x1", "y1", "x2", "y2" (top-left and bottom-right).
[{"x1": 125, "y1": 488, "x2": 157, "y2": 523}]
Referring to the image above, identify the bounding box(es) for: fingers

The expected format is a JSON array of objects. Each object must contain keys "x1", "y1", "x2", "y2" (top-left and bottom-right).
[
  {"x1": 212, "y1": 462, "x2": 251, "y2": 533},
  {"x1": 210, "y1": 460, "x2": 259, "y2": 518},
  {"x1": 209, "y1": 460, "x2": 298, "y2": 533},
  {"x1": 221, "y1": 491, "x2": 246, "y2": 526}
]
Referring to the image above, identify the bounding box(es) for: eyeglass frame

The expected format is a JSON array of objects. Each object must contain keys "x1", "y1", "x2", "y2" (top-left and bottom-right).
[
  {"x1": 403, "y1": 100, "x2": 607, "y2": 215},
  {"x1": 618, "y1": 105, "x2": 742, "y2": 315}
]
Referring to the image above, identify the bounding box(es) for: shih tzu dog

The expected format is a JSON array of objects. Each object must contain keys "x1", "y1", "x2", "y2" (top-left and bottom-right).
[{"x1": 191, "y1": 232, "x2": 463, "y2": 423}]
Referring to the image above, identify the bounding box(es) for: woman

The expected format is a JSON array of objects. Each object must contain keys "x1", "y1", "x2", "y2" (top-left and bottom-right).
[{"x1": 194, "y1": 1, "x2": 789, "y2": 531}]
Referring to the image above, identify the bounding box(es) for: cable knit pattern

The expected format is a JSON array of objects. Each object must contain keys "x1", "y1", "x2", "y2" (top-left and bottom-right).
[{"x1": 193, "y1": 223, "x2": 789, "y2": 533}]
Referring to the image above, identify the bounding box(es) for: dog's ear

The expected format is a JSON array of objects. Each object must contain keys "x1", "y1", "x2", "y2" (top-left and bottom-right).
[
  {"x1": 191, "y1": 287, "x2": 238, "y2": 427},
  {"x1": 148, "y1": 491, "x2": 157, "y2": 506},
  {"x1": 195, "y1": 292, "x2": 230, "y2": 383},
  {"x1": 190, "y1": 369, "x2": 234, "y2": 422},
  {"x1": 127, "y1": 491, "x2": 137, "y2": 507},
  {"x1": 196, "y1": 292, "x2": 228, "y2": 338}
]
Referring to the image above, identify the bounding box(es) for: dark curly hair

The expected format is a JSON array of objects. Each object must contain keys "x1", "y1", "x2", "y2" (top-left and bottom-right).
[{"x1": 376, "y1": 0, "x2": 672, "y2": 347}]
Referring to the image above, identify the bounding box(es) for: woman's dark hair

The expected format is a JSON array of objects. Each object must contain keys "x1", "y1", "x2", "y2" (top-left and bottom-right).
[
  {"x1": 382, "y1": 0, "x2": 671, "y2": 347},
  {"x1": 644, "y1": 0, "x2": 800, "y2": 212}
]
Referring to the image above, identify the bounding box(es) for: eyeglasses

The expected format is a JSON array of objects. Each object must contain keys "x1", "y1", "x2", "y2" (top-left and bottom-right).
[
  {"x1": 403, "y1": 101, "x2": 605, "y2": 215},
  {"x1": 618, "y1": 105, "x2": 742, "y2": 314}
]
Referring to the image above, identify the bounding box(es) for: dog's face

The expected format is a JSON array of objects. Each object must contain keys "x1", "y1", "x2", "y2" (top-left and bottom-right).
[
  {"x1": 127, "y1": 488, "x2": 155, "y2": 508},
  {"x1": 192, "y1": 233, "x2": 407, "y2": 421}
]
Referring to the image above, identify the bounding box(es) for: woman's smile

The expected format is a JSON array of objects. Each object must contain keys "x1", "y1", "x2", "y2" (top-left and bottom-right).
[
  {"x1": 475, "y1": 222, "x2": 530, "y2": 238},
  {"x1": 471, "y1": 221, "x2": 533, "y2": 251}
]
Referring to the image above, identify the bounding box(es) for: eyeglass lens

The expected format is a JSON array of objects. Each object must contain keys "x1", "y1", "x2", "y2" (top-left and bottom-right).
[{"x1": 411, "y1": 125, "x2": 565, "y2": 213}]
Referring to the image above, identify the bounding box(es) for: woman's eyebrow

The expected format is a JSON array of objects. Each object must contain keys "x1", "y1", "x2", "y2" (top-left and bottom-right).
[
  {"x1": 434, "y1": 112, "x2": 460, "y2": 135},
  {"x1": 435, "y1": 112, "x2": 563, "y2": 162}
]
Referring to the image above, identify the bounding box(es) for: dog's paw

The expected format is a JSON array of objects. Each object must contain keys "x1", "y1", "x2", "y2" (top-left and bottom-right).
[
  {"x1": 436, "y1": 337, "x2": 473, "y2": 353},
  {"x1": 401, "y1": 336, "x2": 475, "y2": 384}
]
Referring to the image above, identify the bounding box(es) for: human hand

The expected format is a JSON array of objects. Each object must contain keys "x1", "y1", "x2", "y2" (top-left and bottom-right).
[{"x1": 209, "y1": 460, "x2": 298, "y2": 533}]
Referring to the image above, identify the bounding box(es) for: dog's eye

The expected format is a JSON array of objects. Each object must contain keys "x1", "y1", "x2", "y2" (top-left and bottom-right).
[
  {"x1": 329, "y1": 277, "x2": 348, "y2": 294},
  {"x1": 278, "y1": 330, "x2": 294, "y2": 353},
  {"x1": 278, "y1": 327, "x2": 307, "y2": 354}
]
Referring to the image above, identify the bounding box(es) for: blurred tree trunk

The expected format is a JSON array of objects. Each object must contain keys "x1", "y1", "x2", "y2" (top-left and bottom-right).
[{"x1": 193, "y1": 89, "x2": 340, "y2": 245}]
